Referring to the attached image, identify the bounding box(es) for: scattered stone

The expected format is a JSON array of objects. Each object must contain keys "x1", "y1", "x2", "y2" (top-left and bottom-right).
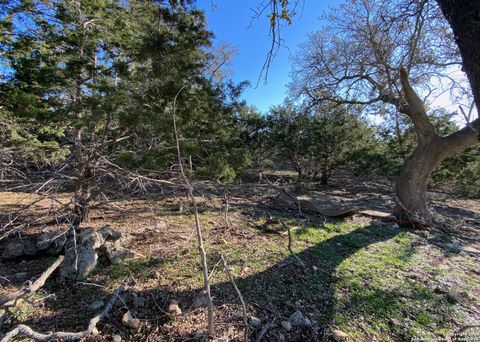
[
  {"x1": 281, "y1": 321, "x2": 292, "y2": 332},
  {"x1": 294, "y1": 300, "x2": 303, "y2": 309},
  {"x1": 22, "y1": 238, "x2": 38, "y2": 256},
  {"x1": 12, "y1": 272, "x2": 28, "y2": 283},
  {"x1": 122, "y1": 310, "x2": 140, "y2": 330},
  {"x1": 312, "y1": 266, "x2": 318, "y2": 271},
  {"x1": 389, "y1": 318, "x2": 401, "y2": 326},
  {"x1": 332, "y1": 329, "x2": 349, "y2": 341},
  {"x1": 387, "y1": 222, "x2": 400, "y2": 230},
  {"x1": 98, "y1": 225, "x2": 123, "y2": 242},
  {"x1": 89, "y1": 300, "x2": 105, "y2": 311},
  {"x1": 445, "y1": 243, "x2": 480, "y2": 255},
  {"x1": 58, "y1": 228, "x2": 103, "y2": 282},
  {"x1": 112, "y1": 335, "x2": 122, "y2": 342},
  {"x1": 249, "y1": 316, "x2": 262, "y2": 328},
  {"x1": 104, "y1": 245, "x2": 135, "y2": 265},
  {"x1": 155, "y1": 221, "x2": 167, "y2": 231},
  {"x1": 1, "y1": 239, "x2": 27, "y2": 260},
  {"x1": 37, "y1": 231, "x2": 67, "y2": 255},
  {"x1": 133, "y1": 295, "x2": 146, "y2": 309},
  {"x1": 192, "y1": 293, "x2": 207, "y2": 308},
  {"x1": 154, "y1": 271, "x2": 161, "y2": 279},
  {"x1": 289, "y1": 310, "x2": 312, "y2": 326},
  {"x1": 168, "y1": 299, "x2": 182, "y2": 316}
]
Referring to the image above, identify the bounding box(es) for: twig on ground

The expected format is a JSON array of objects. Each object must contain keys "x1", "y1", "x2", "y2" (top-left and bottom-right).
[
  {"x1": 254, "y1": 321, "x2": 275, "y2": 342},
  {"x1": 221, "y1": 254, "x2": 249, "y2": 342},
  {"x1": 0, "y1": 255, "x2": 64, "y2": 307},
  {"x1": 279, "y1": 220, "x2": 306, "y2": 269},
  {"x1": 1, "y1": 285, "x2": 126, "y2": 342}
]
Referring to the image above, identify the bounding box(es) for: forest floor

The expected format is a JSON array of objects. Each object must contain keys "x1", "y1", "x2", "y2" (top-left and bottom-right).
[{"x1": 0, "y1": 173, "x2": 479, "y2": 341}]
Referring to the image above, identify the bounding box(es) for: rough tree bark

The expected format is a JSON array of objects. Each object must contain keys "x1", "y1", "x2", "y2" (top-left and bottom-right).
[
  {"x1": 395, "y1": 0, "x2": 480, "y2": 223},
  {"x1": 395, "y1": 67, "x2": 479, "y2": 224},
  {"x1": 437, "y1": 0, "x2": 480, "y2": 113}
]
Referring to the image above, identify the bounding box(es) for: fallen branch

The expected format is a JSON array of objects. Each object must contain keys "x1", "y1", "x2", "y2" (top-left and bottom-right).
[
  {"x1": 1, "y1": 285, "x2": 126, "y2": 342},
  {"x1": 221, "y1": 254, "x2": 248, "y2": 342},
  {"x1": 0, "y1": 255, "x2": 64, "y2": 307},
  {"x1": 254, "y1": 321, "x2": 274, "y2": 342},
  {"x1": 279, "y1": 220, "x2": 306, "y2": 269},
  {"x1": 262, "y1": 181, "x2": 356, "y2": 218}
]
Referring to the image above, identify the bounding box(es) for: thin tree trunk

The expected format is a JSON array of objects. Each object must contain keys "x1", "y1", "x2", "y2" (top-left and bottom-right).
[{"x1": 171, "y1": 87, "x2": 214, "y2": 338}]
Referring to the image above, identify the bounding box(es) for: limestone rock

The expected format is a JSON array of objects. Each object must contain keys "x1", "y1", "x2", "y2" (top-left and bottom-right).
[
  {"x1": 168, "y1": 299, "x2": 182, "y2": 316},
  {"x1": 192, "y1": 293, "x2": 207, "y2": 308},
  {"x1": 133, "y1": 295, "x2": 146, "y2": 309},
  {"x1": 281, "y1": 321, "x2": 292, "y2": 332},
  {"x1": 1, "y1": 238, "x2": 37, "y2": 259},
  {"x1": 332, "y1": 329, "x2": 349, "y2": 341},
  {"x1": 89, "y1": 300, "x2": 105, "y2": 311},
  {"x1": 57, "y1": 228, "x2": 103, "y2": 282},
  {"x1": 1, "y1": 239, "x2": 25, "y2": 259},
  {"x1": 37, "y1": 231, "x2": 67, "y2": 255},
  {"x1": 122, "y1": 310, "x2": 140, "y2": 330},
  {"x1": 289, "y1": 310, "x2": 312, "y2": 326},
  {"x1": 104, "y1": 245, "x2": 135, "y2": 265},
  {"x1": 12, "y1": 272, "x2": 29, "y2": 283},
  {"x1": 249, "y1": 316, "x2": 262, "y2": 328},
  {"x1": 445, "y1": 243, "x2": 480, "y2": 254},
  {"x1": 98, "y1": 225, "x2": 124, "y2": 242}
]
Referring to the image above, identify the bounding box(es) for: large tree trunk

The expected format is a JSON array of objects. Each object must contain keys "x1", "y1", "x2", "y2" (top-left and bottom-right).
[
  {"x1": 437, "y1": 0, "x2": 480, "y2": 114},
  {"x1": 392, "y1": 1, "x2": 480, "y2": 225},
  {"x1": 394, "y1": 68, "x2": 479, "y2": 225},
  {"x1": 395, "y1": 137, "x2": 446, "y2": 223},
  {"x1": 395, "y1": 0, "x2": 480, "y2": 226}
]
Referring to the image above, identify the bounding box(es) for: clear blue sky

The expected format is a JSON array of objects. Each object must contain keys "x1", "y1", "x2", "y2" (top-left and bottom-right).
[{"x1": 196, "y1": 0, "x2": 340, "y2": 114}]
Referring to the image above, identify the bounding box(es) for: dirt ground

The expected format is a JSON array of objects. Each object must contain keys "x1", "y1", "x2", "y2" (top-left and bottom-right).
[{"x1": 0, "y1": 174, "x2": 479, "y2": 341}]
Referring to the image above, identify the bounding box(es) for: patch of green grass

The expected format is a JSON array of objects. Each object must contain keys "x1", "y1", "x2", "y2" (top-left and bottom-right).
[
  {"x1": 294, "y1": 226, "x2": 330, "y2": 243},
  {"x1": 106, "y1": 257, "x2": 163, "y2": 280},
  {"x1": 9, "y1": 303, "x2": 32, "y2": 321},
  {"x1": 331, "y1": 230, "x2": 456, "y2": 341}
]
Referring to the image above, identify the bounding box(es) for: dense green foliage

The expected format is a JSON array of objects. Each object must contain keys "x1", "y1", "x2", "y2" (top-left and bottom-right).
[
  {"x1": 0, "y1": 0, "x2": 477, "y2": 197},
  {"x1": 265, "y1": 103, "x2": 374, "y2": 184},
  {"x1": 0, "y1": 0, "x2": 249, "y2": 185}
]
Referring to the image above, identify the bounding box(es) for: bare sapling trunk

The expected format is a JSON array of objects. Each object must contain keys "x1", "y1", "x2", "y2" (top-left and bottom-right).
[
  {"x1": 171, "y1": 87, "x2": 214, "y2": 338},
  {"x1": 394, "y1": 68, "x2": 479, "y2": 225}
]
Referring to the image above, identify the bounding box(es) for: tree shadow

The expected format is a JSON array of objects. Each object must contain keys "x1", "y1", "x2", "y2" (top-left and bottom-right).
[
  {"x1": 2, "y1": 203, "x2": 468, "y2": 341},
  {"x1": 169, "y1": 223, "x2": 407, "y2": 341}
]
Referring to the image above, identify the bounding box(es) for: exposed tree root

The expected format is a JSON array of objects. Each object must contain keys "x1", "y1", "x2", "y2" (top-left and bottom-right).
[{"x1": 1, "y1": 285, "x2": 126, "y2": 342}]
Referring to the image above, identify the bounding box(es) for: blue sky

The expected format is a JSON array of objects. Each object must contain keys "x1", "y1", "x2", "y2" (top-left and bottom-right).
[{"x1": 196, "y1": 0, "x2": 340, "y2": 114}]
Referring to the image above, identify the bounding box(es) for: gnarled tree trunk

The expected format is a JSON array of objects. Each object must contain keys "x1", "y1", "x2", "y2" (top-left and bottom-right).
[
  {"x1": 394, "y1": 68, "x2": 479, "y2": 225},
  {"x1": 395, "y1": 136, "x2": 453, "y2": 223}
]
